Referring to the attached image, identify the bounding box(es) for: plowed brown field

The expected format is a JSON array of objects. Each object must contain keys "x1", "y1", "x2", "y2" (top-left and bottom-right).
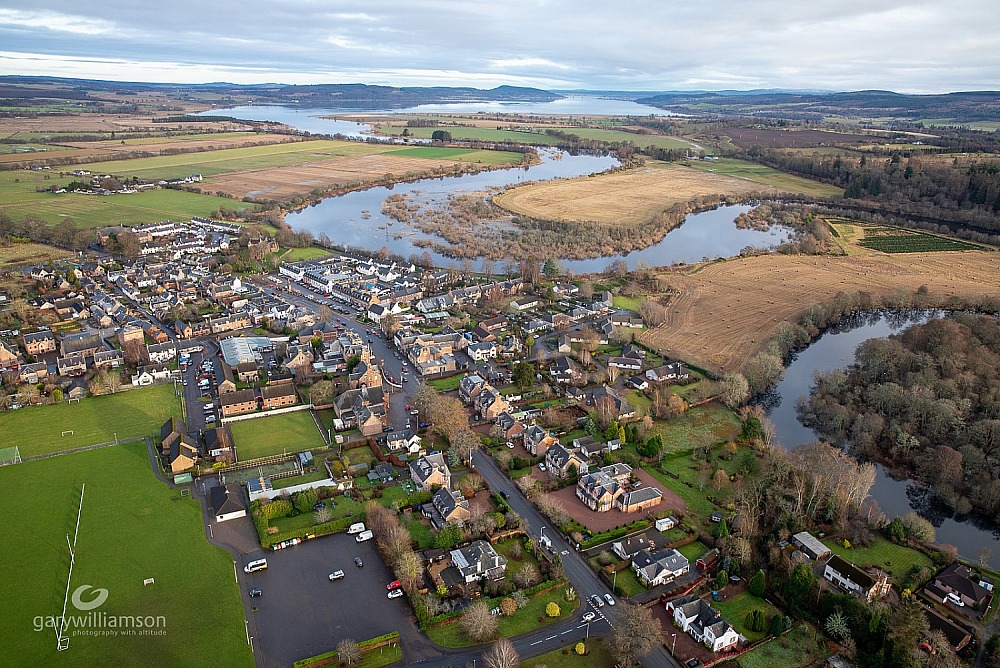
[{"x1": 640, "y1": 251, "x2": 1000, "y2": 375}]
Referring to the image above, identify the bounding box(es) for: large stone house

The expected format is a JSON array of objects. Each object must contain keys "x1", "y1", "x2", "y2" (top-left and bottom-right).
[{"x1": 409, "y1": 453, "x2": 451, "y2": 492}]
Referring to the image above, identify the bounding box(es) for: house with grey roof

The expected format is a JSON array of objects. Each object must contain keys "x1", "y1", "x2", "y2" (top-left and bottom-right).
[
  {"x1": 633, "y1": 548, "x2": 690, "y2": 587},
  {"x1": 409, "y1": 453, "x2": 451, "y2": 491},
  {"x1": 667, "y1": 593, "x2": 742, "y2": 653},
  {"x1": 450, "y1": 540, "x2": 508, "y2": 583}
]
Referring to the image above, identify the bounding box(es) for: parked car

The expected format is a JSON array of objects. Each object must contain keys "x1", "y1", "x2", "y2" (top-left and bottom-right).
[
  {"x1": 604, "y1": 593, "x2": 615, "y2": 606},
  {"x1": 354, "y1": 557, "x2": 363, "y2": 568},
  {"x1": 499, "y1": 491, "x2": 509, "y2": 500},
  {"x1": 248, "y1": 589, "x2": 262, "y2": 597},
  {"x1": 506, "y1": 441, "x2": 514, "y2": 449},
  {"x1": 538, "y1": 462, "x2": 547, "y2": 471},
  {"x1": 387, "y1": 589, "x2": 404, "y2": 599},
  {"x1": 590, "y1": 594, "x2": 604, "y2": 608},
  {"x1": 328, "y1": 570, "x2": 345, "y2": 581},
  {"x1": 386, "y1": 580, "x2": 401, "y2": 591}
]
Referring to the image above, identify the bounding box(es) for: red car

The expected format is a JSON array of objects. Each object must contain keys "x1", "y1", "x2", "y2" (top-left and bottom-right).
[{"x1": 386, "y1": 580, "x2": 401, "y2": 591}]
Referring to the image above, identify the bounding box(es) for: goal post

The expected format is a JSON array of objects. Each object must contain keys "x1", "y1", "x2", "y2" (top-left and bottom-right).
[{"x1": 0, "y1": 445, "x2": 21, "y2": 466}]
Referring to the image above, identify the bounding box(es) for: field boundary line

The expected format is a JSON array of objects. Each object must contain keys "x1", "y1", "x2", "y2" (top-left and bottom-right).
[{"x1": 20, "y1": 436, "x2": 147, "y2": 462}]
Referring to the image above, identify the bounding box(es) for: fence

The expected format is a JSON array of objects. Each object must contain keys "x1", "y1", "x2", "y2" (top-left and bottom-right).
[{"x1": 220, "y1": 403, "x2": 314, "y2": 425}]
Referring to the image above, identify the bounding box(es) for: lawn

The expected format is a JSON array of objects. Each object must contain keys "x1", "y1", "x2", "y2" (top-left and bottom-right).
[
  {"x1": 823, "y1": 537, "x2": 932, "y2": 582},
  {"x1": 404, "y1": 516, "x2": 435, "y2": 549},
  {"x1": 648, "y1": 403, "x2": 741, "y2": 453},
  {"x1": 427, "y1": 589, "x2": 579, "y2": 647},
  {"x1": 0, "y1": 442, "x2": 252, "y2": 667},
  {"x1": 0, "y1": 384, "x2": 182, "y2": 457},
  {"x1": 677, "y1": 541, "x2": 709, "y2": 563},
  {"x1": 716, "y1": 592, "x2": 780, "y2": 643},
  {"x1": 520, "y1": 638, "x2": 613, "y2": 667},
  {"x1": 736, "y1": 624, "x2": 827, "y2": 668},
  {"x1": 388, "y1": 146, "x2": 524, "y2": 165},
  {"x1": 612, "y1": 295, "x2": 643, "y2": 312},
  {"x1": 611, "y1": 565, "x2": 647, "y2": 598},
  {"x1": 230, "y1": 410, "x2": 325, "y2": 461},
  {"x1": 428, "y1": 375, "x2": 463, "y2": 392},
  {"x1": 279, "y1": 246, "x2": 333, "y2": 262},
  {"x1": 687, "y1": 157, "x2": 843, "y2": 197}
]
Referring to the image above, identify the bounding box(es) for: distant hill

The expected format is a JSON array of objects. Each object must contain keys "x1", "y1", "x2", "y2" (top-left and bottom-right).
[
  {"x1": 0, "y1": 76, "x2": 561, "y2": 108},
  {"x1": 634, "y1": 89, "x2": 1000, "y2": 123}
]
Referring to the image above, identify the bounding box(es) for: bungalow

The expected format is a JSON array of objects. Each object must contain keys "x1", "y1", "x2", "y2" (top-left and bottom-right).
[
  {"x1": 510, "y1": 296, "x2": 540, "y2": 312},
  {"x1": 823, "y1": 555, "x2": 892, "y2": 601},
  {"x1": 923, "y1": 563, "x2": 993, "y2": 612},
  {"x1": 608, "y1": 356, "x2": 642, "y2": 372},
  {"x1": 633, "y1": 548, "x2": 690, "y2": 587},
  {"x1": 409, "y1": 453, "x2": 451, "y2": 491},
  {"x1": 450, "y1": 540, "x2": 508, "y2": 583},
  {"x1": 613, "y1": 535, "x2": 652, "y2": 560},
  {"x1": 667, "y1": 594, "x2": 742, "y2": 653},
  {"x1": 646, "y1": 362, "x2": 690, "y2": 384},
  {"x1": 210, "y1": 485, "x2": 247, "y2": 523},
  {"x1": 220, "y1": 389, "x2": 257, "y2": 417}
]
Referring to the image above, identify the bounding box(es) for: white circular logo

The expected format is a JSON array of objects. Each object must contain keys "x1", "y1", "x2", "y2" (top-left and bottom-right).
[{"x1": 71, "y1": 585, "x2": 109, "y2": 611}]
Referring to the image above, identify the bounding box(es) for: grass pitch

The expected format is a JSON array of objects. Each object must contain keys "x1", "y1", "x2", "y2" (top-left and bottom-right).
[
  {"x1": 229, "y1": 410, "x2": 325, "y2": 461},
  {"x1": 0, "y1": 442, "x2": 252, "y2": 667},
  {"x1": 0, "y1": 384, "x2": 182, "y2": 458}
]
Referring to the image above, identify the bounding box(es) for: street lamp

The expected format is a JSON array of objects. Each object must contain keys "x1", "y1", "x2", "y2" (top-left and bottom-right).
[{"x1": 671, "y1": 633, "x2": 677, "y2": 657}]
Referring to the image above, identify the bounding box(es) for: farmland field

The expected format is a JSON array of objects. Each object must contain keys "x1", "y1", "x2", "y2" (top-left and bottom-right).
[
  {"x1": 493, "y1": 162, "x2": 774, "y2": 226},
  {"x1": 686, "y1": 157, "x2": 843, "y2": 197},
  {"x1": 0, "y1": 384, "x2": 182, "y2": 457},
  {"x1": 230, "y1": 410, "x2": 325, "y2": 461},
  {"x1": 640, "y1": 251, "x2": 1000, "y2": 374},
  {"x1": 0, "y1": 242, "x2": 73, "y2": 268},
  {"x1": 828, "y1": 219, "x2": 987, "y2": 254},
  {"x1": 0, "y1": 442, "x2": 252, "y2": 667}
]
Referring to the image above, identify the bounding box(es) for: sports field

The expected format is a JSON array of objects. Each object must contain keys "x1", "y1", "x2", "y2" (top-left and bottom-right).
[
  {"x1": 0, "y1": 384, "x2": 182, "y2": 457},
  {"x1": 0, "y1": 442, "x2": 252, "y2": 667},
  {"x1": 229, "y1": 410, "x2": 325, "y2": 461}
]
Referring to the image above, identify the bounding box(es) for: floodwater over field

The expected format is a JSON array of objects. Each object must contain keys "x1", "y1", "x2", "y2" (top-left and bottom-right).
[{"x1": 767, "y1": 311, "x2": 1000, "y2": 565}]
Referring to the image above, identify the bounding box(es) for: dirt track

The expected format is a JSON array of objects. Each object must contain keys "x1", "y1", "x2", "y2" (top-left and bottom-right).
[{"x1": 640, "y1": 251, "x2": 1000, "y2": 375}]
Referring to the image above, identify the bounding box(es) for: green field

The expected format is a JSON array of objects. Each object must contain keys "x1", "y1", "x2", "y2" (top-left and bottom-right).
[
  {"x1": 716, "y1": 592, "x2": 780, "y2": 643},
  {"x1": 279, "y1": 246, "x2": 334, "y2": 262},
  {"x1": 0, "y1": 384, "x2": 181, "y2": 457},
  {"x1": 230, "y1": 410, "x2": 325, "y2": 461},
  {"x1": 0, "y1": 241, "x2": 73, "y2": 268},
  {"x1": 0, "y1": 442, "x2": 252, "y2": 667},
  {"x1": 428, "y1": 375, "x2": 463, "y2": 392},
  {"x1": 687, "y1": 158, "x2": 843, "y2": 197},
  {"x1": 677, "y1": 541, "x2": 710, "y2": 563},
  {"x1": 389, "y1": 146, "x2": 524, "y2": 165},
  {"x1": 612, "y1": 295, "x2": 643, "y2": 312},
  {"x1": 736, "y1": 624, "x2": 827, "y2": 668},
  {"x1": 823, "y1": 537, "x2": 932, "y2": 582},
  {"x1": 520, "y1": 638, "x2": 613, "y2": 667},
  {"x1": 0, "y1": 173, "x2": 252, "y2": 229},
  {"x1": 649, "y1": 403, "x2": 742, "y2": 453},
  {"x1": 375, "y1": 123, "x2": 557, "y2": 145}
]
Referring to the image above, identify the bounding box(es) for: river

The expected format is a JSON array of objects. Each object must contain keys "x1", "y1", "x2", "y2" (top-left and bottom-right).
[{"x1": 767, "y1": 311, "x2": 1000, "y2": 564}]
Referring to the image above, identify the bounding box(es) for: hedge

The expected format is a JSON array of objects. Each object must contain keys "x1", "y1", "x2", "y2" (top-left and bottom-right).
[
  {"x1": 579, "y1": 519, "x2": 653, "y2": 550},
  {"x1": 358, "y1": 631, "x2": 400, "y2": 651},
  {"x1": 259, "y1": 515, "x2": 357, "y2": 548}
]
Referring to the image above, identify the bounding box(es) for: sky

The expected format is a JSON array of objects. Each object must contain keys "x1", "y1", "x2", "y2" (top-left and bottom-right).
[{"x1": 0, "y1": 1, "x2": 998, "y2": 93}]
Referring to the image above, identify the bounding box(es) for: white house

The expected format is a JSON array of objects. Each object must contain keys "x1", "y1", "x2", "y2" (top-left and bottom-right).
[
  {"x1": 210, "y1": 485, "x2": 247, "y2": 523},
  {"x1": 667, "y1": 594, "x2": 743, "y2": 653},
  {"x1": 632, "y1": 548, "x2": 690, "y2": 587}
]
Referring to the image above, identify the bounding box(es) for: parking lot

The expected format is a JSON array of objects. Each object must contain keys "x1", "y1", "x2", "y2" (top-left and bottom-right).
[{"x1": 240, "y1": 532, "x2": 413, "y2": 667}]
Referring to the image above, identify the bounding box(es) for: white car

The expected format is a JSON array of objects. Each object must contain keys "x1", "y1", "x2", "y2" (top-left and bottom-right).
[
  {"x1": 604, "y1": 593, "x2": 615, "y2": 606},
  {"x1": 387, "y1": 588, "x2": 404, "y2": 599},
  {"x1": 329, "y1": 570, "x2": 345, "y2": 581},
  {"x1": 538, "y1": 462, "x2": 547, "y2": 471}
]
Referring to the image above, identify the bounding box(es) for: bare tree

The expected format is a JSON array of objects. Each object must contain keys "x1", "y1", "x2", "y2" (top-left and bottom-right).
[
  {"x1": 608, "y1": 604, "x2": 661, "y2": 667},
  {"x1": 483, "y1": 638, "x2": 519, "y2": 668},
  {"x1": 460, "y1": 601, "x2": 498, "y2": 642},
  {"x1": 719, "y1": 373, "x2": 749, "y2": 409},
  {"x1": 336, "y1": 639, "x2": 362, "y2": 666},
  {"x1": 979, "y1": 547, "x2": 994, "y2": 568},
  {"x1": 514, "y1": 563, "x2": 539, "y2": 589}
]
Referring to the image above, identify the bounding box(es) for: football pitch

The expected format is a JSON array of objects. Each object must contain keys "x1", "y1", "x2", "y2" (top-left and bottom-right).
[{"x1": 0, "y1": 442, "x2": 252, "y2": 667}]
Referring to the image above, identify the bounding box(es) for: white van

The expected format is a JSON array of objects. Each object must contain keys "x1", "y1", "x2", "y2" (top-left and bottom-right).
[
  {"x1": 355, "y1": 530, "x2": 373, "y2": 543},
  {"x1": 244, "y1": 558, "x2": 268, "y2": 574},
  {"x1": 347, "y1": 522, "x2": 366, "y2": 535}
]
